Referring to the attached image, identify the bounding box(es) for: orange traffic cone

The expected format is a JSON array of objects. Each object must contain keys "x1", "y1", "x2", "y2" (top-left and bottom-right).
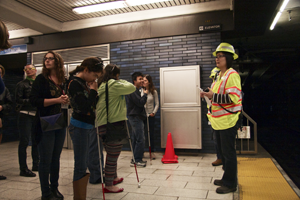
[{"x1": 161, "y1": 132, "x2": 178, "y2": 164}]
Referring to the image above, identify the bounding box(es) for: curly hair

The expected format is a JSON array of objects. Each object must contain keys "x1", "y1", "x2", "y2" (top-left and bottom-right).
[
  {"x1": 42, "y1": 50, "x2": 65, "y2": 84},
  {"x1": 0, "y1": 20, "x2": 12, "y2": 51}
]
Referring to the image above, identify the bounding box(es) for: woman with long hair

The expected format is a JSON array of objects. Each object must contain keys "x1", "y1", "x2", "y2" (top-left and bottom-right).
[
  {"x1": 0, "y1": 20, "x2": 12, "y2": 51},
  {"x1": 142, "y1": 74, "x2": 159, "y2": 159},
  {"x1": 95, "y1": 64, "x2": 135, "y2": 193},
  {"x1": 0, "y1": 65, "x2": 13, "y2": 180},
  {"x1": 201, "y1": 43, "x2": 242, "y2": 194},
  {"x1": 0, "y1": 20, "x2": 11, "y2": 94},
  {"x1": 30, "y1": 51, "x2": 68, "y2": 200},
  {"x1": 67, "y1": 57, "x2": 104, "y2": 199}
]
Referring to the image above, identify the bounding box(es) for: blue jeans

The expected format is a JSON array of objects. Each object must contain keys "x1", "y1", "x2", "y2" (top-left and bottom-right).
[
  {"x1": 215, "y1": 124, "x2": 238, "y2": 188},
  {"x1": 128, "y1": 116, "x2": 145, "y2": 162},
  {"x1": 69, "y1": 124, "x2": 104, "y2": 182},
  {"x1": 38, "y1": 128, "x2": 66, "y2": 197},
  {"x1": 18, "y1": 113, "x2": 39, "y2": 170}
]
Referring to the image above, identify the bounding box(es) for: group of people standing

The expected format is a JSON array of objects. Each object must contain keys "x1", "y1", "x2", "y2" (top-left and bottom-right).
[
  {"x1": 0, "y1": 48, "x2": 159, "y2": 200},
  {"x1": 0, "y1": 19, "x2": 241, "y2": 198}
]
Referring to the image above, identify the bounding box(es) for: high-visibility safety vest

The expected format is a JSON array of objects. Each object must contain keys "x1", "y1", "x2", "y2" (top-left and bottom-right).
[{"x1": 207, "y1": 68, "x2": 242, "y2": 130}]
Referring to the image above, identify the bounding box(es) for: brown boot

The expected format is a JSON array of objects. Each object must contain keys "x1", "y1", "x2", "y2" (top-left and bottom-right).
[
  {"x1": 212, "y1": 159, "x2": 223, "y2": 166},
  {"x1": 73, "y1": 173, "x2": 90, "y2": 200}
]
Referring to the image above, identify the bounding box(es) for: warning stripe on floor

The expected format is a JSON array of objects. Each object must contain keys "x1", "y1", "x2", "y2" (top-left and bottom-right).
[{"x1": 238, "y1": 158, "x2": 299, "y2": 200}]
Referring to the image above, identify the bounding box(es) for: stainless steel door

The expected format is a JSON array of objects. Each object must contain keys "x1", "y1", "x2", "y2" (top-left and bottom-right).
[
  {"x1": 160, "y1": 66, "x2": 200, "y2": 107},
  {"x1": 160, "y1": 65, "x2": 202, "y2": 149},
  {"x1": 161, "y1": 107, "x2": 202, "y2": 149}
]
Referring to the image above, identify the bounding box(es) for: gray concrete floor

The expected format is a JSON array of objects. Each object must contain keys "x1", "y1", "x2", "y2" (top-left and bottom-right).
[{"x1": 0, "y1": 141, "x2": 297, "y2": 200}]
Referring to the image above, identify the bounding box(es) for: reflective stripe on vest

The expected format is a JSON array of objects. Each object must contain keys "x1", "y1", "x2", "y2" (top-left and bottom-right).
[
  {"x1": 210, "y1": 69, "x2": 242, "y2": 117},
  {"x1": 218, "y1": 69, "x2": 237, "y2": 94},
  {"x1": 226, "y1": 87, "x2": 241, "y2": 98},
  {"x1": 212, "y1": 104, "x2": 242, "y2": 116}
]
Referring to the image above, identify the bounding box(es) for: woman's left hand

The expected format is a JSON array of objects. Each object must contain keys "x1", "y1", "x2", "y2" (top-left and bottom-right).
[
  {"x1": 202, "y1": 88, "x2": 214, "y2": 99},
  {"x1": 149, "y1": 113, "x2": 155, "y2": 117}
]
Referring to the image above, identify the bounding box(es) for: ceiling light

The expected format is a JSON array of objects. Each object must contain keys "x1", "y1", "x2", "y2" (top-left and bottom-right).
[
  {"x1": 125, "y1": 0, "x2": 167, "y2": 6},
  {"x1": 73, "y1": 1, "x2": 127, "y2": 14},
  {"x1": 73, "y1": 0, "x2": 168, "y2": 14},
  {"x1": 270, "y1": 0, "x2": 290, "y2": 30}
]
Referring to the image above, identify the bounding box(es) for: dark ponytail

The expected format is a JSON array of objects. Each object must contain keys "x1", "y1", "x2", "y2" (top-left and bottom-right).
[
  {"x1": 69, "y1": 57, "x2": 104, "y2": 77},
  {"x1": 69, "y1": 65, "x2": 85, "y2": 76},
  {"x1": 99, "y1": 64, "x2": 120, "y2": 84}
]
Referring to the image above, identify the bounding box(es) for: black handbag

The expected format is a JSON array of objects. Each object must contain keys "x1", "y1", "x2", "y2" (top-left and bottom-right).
[
  {"x1": 102, "y1": 82, "x2": 128, "y2": 144},
  {"x1": 40, "y1": 112, "x2": 65, "y2": 132}
]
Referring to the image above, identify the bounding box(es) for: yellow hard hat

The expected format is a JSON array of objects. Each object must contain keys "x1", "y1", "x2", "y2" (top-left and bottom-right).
[
  {"x1": 213, "y1": 42, "x2": 238, "y2": 60},
  {"x1": 209, "y1": 67, "x2": 220, "y2": 78}
]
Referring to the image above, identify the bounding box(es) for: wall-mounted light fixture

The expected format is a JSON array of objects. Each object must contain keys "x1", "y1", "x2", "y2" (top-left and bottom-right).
[
  {"x1": 270, "y1": 0, "x2": 290, "y2": 30},
  {"x1": 73, "y1": 0, "x2": 167, "y2": 14}
]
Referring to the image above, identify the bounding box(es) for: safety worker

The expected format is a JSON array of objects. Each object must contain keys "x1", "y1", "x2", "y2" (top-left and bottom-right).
[
  {"x1": 209, "y1": 67, "x2": 220, "y2": 80},
  {"x1": 200, "y1": 42, "x2": 242, "y2": 194},
  {"x1": 209, "y1": 67, "x2": 223, "y2": 167}
]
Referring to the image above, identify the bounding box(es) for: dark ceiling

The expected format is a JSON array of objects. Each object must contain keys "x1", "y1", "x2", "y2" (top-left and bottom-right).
[{"x1": 222, "y1": 0, "x2": 300, "y2": 90}]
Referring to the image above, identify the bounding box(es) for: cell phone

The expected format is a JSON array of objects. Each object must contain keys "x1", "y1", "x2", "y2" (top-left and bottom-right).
[{"x1": 204, "y1": 88, "x2": 209, "y2": 92}]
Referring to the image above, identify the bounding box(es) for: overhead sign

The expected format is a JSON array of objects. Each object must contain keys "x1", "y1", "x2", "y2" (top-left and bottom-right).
[
  {"x1": 199, "y1": 24, "x2": 222, "y2": 32},
  {"x1": 0, "y1": 44, "x2": 27, "y2": 55}
]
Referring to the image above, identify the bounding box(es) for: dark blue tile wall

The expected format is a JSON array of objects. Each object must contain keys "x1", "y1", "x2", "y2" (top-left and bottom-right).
[{"x1": 110, "y1": 32, "x2": 221, "y2": 153}]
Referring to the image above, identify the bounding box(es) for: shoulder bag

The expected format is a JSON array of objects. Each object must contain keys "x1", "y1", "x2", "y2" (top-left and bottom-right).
[
  {"x1": 40, "y1": 79, "x2": 66, "y2": 132},
  {"x1": 102, "y1": 82, "x2": 128, "y2": 144}
]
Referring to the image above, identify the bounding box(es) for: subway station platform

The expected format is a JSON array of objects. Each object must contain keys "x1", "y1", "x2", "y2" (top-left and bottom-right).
[{"x1": 0, "y1": 141, "x2": 299, "y2": 200}]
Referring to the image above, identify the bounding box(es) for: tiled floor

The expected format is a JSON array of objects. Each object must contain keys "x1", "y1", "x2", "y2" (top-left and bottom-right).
[{"x1": 0, "y1": 141, "x2": 276, "y2": 200}]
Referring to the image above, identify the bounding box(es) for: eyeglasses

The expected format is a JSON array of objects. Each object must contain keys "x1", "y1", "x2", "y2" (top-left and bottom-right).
[
  {"x1": 216, "y1": 55, "x2": 226, "y2": 59},
  {"x1": 24, "y1": 67, "x2": 36, "y2": 72},
  {"x1": 43, "y1": 57, "x2": 55, "y2": 61}
]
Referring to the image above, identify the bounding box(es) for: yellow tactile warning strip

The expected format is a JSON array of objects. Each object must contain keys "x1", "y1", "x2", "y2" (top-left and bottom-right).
[{"x1": 237, "y1": 158, "x2": 299, "y2": 200}]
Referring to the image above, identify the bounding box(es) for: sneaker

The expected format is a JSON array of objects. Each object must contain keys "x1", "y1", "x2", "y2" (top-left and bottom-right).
[
  {"x1": 0, "y1": 175, "x2": 6, "y2": 180},
  {"x1": 20, "y1": 169, "x2": 36, "y2": 177},
  {"x1": 216, "y1": 185, "x2": 237, "y2": 194},
  {"x1": 130, "y1": 162, "x2": 146, "y2": 167},
  {"x1": 131, "y1": 159, "x2": 147, "y2": 164}
]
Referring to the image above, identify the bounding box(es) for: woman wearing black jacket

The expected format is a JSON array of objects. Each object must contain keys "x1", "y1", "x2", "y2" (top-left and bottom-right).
[
  {"x1": 30, "y1": 51, "x2": 69, "y2": 200},
  {"x1": 67, "y1": 57, "x2": 104, "y2": 199},
  {"x1": 0, "y1": 65, "x2": 12, "y2": 180}
]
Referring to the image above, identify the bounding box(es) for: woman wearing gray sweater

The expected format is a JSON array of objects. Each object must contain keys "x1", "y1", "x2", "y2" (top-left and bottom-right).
[{"x1": 142, "y1": 75, "x2": 159, "y2": 159}]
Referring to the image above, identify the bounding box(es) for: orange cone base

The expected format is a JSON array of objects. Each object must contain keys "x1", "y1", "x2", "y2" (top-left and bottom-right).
[{"x1": 161, "y1": 155, "x2": 178, "y2": 164}]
